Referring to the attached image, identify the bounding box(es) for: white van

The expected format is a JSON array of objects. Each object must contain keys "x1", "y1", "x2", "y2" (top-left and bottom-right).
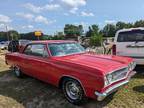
[{"x1": 113, "y1": 27, "x2": 144, "y2": 65}]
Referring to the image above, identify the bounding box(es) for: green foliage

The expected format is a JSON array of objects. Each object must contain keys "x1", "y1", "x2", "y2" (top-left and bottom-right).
[
  {"x1": 102, "y1": 21, "x2": 134, "y2": 37},
  {"x1": 116, "y1": 21, "x2": 133, "y2": 30},
  {"x1": 89, "y1": 33, "x2": 102, "y2": 46},
  {"x1": 8, "y1": 30, "x2": 20, "y2": 40},
  {"x1": 102, "y1": 24, "x2": 116, "y2": 37},
  {"x1": 0, "y1": 32, "x2": 7, "y2": 41},
  {"x1": 86, "y1": 24, "x2": 99, "y2": 37},
  {"x1": 134, "y1": 20, "x2": 144, "y2": 27},
  {"x1": 0, "y1": 30, "x2": 20, "y2": 41},
  {"x1": 0, "y1": 20, "x2": 144, "y2": 42},
  {"x1": 20, "y1": 32, "x2": 37, "y2": 40},
  {"x1": 86, "y1": 24, "x2": 102, "y2": 46},
  {"x1": 64, "y1": 24, "x2": 84, "y2": 37}
]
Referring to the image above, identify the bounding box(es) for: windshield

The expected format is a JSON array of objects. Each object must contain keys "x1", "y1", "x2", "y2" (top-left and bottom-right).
[
  {"x1": 48, "y1": 42, "x2": 85, "y2": 56},
  {"x1": 117, "y1": 30, "x2": 144, "y2": 42}
]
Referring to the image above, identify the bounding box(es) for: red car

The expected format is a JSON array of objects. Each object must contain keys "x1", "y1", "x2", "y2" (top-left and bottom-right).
[{"x1": 5, "y1": 40, "x2": 136, "y2": 104}]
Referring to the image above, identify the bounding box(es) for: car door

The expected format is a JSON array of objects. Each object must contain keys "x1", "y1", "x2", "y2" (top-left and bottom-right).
[{"x1": 20, "y1": 44, "x2": 53, "y2": 81}]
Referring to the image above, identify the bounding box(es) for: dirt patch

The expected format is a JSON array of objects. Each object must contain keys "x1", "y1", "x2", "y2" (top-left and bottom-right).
[{"x1": 0, "y1": 95, "x2": 24, "y2": 108}]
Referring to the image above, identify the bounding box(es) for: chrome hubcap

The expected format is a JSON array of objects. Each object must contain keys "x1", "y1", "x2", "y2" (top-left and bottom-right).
[{"x1": 65, "y1": 81, "x2": 81, "y2": 100}]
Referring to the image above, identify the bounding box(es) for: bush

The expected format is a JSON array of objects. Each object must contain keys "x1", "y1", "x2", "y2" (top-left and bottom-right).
[{"x1": 89, "y1": 34, "x2": 102, "y2": 46}]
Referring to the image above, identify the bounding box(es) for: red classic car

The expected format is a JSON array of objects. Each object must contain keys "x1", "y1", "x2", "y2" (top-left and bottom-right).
[{"x1": 5, "y1": 40, "x2": 136, "y2": 104}]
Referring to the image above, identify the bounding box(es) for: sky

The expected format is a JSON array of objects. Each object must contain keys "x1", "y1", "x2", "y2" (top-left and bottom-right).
[{"x1": 0, "y1": 0, "x2": 144, "y2": 35}]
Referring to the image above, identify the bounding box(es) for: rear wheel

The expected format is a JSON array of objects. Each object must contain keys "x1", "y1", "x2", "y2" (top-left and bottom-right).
[
  {"x1": 62, "y1": 78, "x2": 87, "y2": 105},
  {"x1": 13, "y1": 66, "x2": 24, "y2": 78}
]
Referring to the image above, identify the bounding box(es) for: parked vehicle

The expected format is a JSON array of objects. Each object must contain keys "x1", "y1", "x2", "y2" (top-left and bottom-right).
[
  {"x1": 0, "y1": 41, "x2": 8, "y2": 50},
  {"x1": 8, "y1": 39, "x2": 30, "y2": 52},
  {"x1": 5, "y1": 40, "x2": 136, "y2": 104},
  {"x1": 113, "y1": 27, "x2": 144, "y2": 65}
]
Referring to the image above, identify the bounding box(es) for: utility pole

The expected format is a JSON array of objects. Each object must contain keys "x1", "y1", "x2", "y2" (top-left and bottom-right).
[{"x1": 6, "y1": 25, "x2": 9, "y2": 41}]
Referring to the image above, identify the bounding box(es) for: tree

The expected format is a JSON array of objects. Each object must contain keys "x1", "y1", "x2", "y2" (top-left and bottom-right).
[
  {"x1": 20, "y1": 32, "x2": 38, "y2": 40},
  {"x1": 78, "y1": 25, "x2": 84, "y2": 36},
  {"x1": 8, "y1": 30, "x2": 20, "y2": 40},
  {"x1": 86, "y1": 26, "x2": 93, "y2": 37},
  {"x1": 0, "y1": 30, "x2": 20, "y2": 41},
  {"x1": 86, "y1": 25, "x2": 99, "y2": 37},
  {"x1": 89, "y1": 32, "x2": 102, "y2": 46},
  {"x1": 53, "y1": 31, "x2": 64, "y2": 40},
  {"x1": 116, "y1": 21, "x2": 133, "y2": 30},
  {"x1": 0, "y1": 32, "x2": 7, "y2": 41},
  {"x1": 91, "y1": 24, "x2": 99, "y2": 34},
  {"x1": 86, "y1": 24, "x2": 102, "y2": 46},
  {"x1": 64, "y1": 24, "x2": 84, "y2": 37},
  {"x1": 134, "y1": 20, "x2": 144, "y2": 27},
  {"x1": 102, "y1": 24, "x2": 116, "y2": 37}
]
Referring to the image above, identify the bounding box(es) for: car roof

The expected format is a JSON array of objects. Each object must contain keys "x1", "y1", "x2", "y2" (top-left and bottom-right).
[
  {"x1": 31, "y1": 40, "x2": 76, "y2": 44},
  {"x1": 117, "y1": 27, "x2": 144, "y2": 33}
]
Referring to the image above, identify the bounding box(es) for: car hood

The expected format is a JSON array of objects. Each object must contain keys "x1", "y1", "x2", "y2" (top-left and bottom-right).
[{"x1": 54, "y1": 53, "x2": 132, "y2": 75}]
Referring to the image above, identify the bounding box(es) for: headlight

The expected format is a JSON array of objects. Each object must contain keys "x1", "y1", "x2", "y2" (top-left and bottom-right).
[
  {"x1": 107, "y1": 74, "x2": 113, "y2": 83},
  {"x1": 128, "y1": 61, "x2": 136, "y2": 71},
  {"x1": 104, "y1": 74, "x2": 113, "y2": 86}
]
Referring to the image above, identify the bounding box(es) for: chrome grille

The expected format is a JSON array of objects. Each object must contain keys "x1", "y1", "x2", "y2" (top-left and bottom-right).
[{"x1": 111, "y1": 67, "x2": 128, "y2": 82}]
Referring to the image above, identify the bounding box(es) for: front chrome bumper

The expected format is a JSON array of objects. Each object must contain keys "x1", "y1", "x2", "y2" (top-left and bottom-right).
[{"x1": 95, "y1": 71, "x2": 136, "y2": 101}]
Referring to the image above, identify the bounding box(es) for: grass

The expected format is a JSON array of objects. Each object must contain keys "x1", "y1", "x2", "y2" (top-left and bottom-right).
[{"x1": 0, "y1": 51, "x2": 144, "y2": 108}]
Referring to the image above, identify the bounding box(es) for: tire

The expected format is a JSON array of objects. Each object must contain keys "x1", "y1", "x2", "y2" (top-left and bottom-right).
[
  {"x1": 13, "y1": 66, "x2": 24, "y2": 78},
  {"x1": 62, "y1": 78, "x2": 87, "y2": 105}
]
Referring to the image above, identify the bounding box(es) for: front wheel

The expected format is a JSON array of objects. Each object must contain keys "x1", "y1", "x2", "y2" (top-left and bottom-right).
[{"x1": 62, "y1": 78, "x2": 87, "y2": 105}]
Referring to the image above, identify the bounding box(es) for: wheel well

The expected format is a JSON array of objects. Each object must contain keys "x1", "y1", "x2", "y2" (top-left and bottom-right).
[
  {"x1": 58, "y1": 76, "x2": 83, "y2": 89},
  {"x1": 59, "y1": 76, "x2": 70, "y2": 89}
]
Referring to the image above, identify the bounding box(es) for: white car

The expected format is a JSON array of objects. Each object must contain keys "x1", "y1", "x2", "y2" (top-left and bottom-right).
[
  {"x1": 0, "y1": 42, "x2": 7, "y2": 50},
  {"x1": 113, "y1": 27, "x2": 144, "y2": 65}
]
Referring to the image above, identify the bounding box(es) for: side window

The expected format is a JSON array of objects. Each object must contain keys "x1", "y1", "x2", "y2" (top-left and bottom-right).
[
  {"x1": 24, "y1": 44, "x2": 48, "y2": 57},
  {"x1": 24, "y1": 45, "x2": 32, "y2": 55}
]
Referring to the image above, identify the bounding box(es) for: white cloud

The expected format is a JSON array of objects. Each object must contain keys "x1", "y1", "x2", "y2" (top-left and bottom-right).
[
  {"x1": 0, "y1": 24, "x2": 13, "y2": 30},
  {"x1": 81, "y1": 11, "x2": 94, "y2": 17},
  {"x1": 61, "y1": 0, "x2": 86, "y2": 15},
  {"x1": 16, "y1": 12, "x2": 56, "y2": 25},
  {"x1": 16, "y1": 13, "x2": 34, "y2": 20},
  {"x1": 74, "y1": 21, "x2": 89, "y2": 27},
  {"x1": 24, "y1": 3, "x2": 61, "y2": 13},
  {"x1": 105, "y1": 20, "x2": 116, "y2": 24},
  {"x1": 7, "y1": 26, "x2": 14, "y2": 30},
  {"x1": 24, "y1": 3, "x2": 42, "y2": 13},
  {"x1": 0, "y1": 24, "x2": 5, "y2": 28},
  {"x1": 22, "y1": 25, "x2": 34, "y2": 29},
  {"x1": 35, "y1": 15, "x2": 49, "y2": 24},
  {"x1": 61, "y1": 0, "x2": 86, "y2": 8},
  {"x1": 35, "y1": 15, "x2": 56, "y2": 25},
  {"x1": 0, "y1": 14, "x2": 12, "y2": 23},
  {"x1": 44, "y1": 4, "x2": 60, "y2": 11}
]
